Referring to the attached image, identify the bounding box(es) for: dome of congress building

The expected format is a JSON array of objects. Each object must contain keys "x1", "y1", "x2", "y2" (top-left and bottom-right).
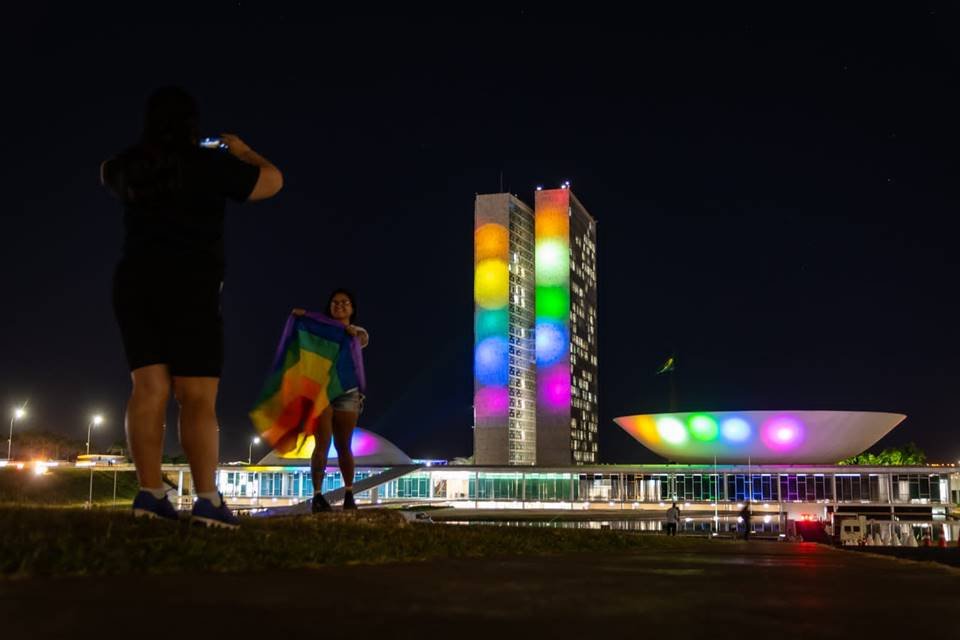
[{"x1": 613, "y1": 411, "x2": 906, "y2": 464}]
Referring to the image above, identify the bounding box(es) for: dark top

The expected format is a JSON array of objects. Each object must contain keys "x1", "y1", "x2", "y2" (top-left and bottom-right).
[{"x1": 102, "y1": 146, "x2": 260, "y2": 277}]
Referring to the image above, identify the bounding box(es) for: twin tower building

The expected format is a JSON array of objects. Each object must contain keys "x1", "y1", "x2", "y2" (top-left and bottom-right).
[{"x1": 473, "y1": 185, "x2": 599, "y2": 466}]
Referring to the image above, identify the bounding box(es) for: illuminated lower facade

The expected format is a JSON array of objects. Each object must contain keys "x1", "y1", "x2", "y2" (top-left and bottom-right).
[{"x1": 185, "y1": 463, "x2": 959, "y2": 534}]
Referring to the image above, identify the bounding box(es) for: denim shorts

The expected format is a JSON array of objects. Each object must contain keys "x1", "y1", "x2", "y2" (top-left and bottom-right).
[{"x1": 331, "y1": 390, "x2": 363, "y2": 413}]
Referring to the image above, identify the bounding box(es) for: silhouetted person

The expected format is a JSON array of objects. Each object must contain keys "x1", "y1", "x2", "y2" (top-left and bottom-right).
[
  {"x1": 102, "y1": 87, "x2": 283, "y2": 528},
  {"x1": 665, "y1": 501, "x2": 680, "y2": 536},
  {"x1": 740, "y1": 501, "x2": 752, "y2": 540}
]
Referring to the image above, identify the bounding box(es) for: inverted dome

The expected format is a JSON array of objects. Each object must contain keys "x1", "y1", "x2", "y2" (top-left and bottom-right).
[
  {"x1": 256, "y1": 428, "x2": 413, "y2": 467},
  {"x1": 613, "y1": 411, "x2": 906, "y2": 464}
]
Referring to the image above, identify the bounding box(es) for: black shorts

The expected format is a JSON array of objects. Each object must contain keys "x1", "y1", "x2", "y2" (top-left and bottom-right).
[{"x1": 113, "y1": 266, "x2": 224, "y2": 377}]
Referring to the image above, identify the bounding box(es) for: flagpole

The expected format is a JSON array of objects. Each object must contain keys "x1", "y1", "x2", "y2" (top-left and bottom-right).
[{"x1": 714, "y1": 455, "x2": 718, "y2": 536}]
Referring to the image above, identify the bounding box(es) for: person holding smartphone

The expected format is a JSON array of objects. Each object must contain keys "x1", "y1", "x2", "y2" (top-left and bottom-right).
[{"x1": 101, "y1": 86, "x2": 283, "y2": 528}]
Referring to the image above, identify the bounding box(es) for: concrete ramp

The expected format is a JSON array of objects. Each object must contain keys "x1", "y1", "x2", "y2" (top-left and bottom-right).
[{"x1": 250, "y1": 464, "x2": 423, "y2": 517}]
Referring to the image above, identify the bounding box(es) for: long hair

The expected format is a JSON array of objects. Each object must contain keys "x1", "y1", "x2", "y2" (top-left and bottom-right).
[
  {"x1": 327, "y1": 288, "x2": 357, "y2": 325},
  {"x1": 117, "y1": 87, "x2": 199, "y2": 203}
]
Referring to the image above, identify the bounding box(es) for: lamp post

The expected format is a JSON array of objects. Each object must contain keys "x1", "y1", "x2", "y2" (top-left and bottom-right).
[
  {"x1": 8, "y1": 407, "x2": 26, "y2": 461},
  {"x1": 86, "y1": 415, "x2": 104, "y2": 509},
  {"x1": 249, "y1": 436, "x2": 261, "y2": 465},
  {"x1": 86, "y1": 414, "x2": 104, "y2": 456}
]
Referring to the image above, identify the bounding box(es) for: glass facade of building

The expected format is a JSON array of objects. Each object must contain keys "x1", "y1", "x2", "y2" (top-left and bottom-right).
[
  {"x1": 568, "y1": 192, "x2": 598, "y2": 464},
  {"x1": 216, "y1": 465, "x2": 958, "y2": 511}
]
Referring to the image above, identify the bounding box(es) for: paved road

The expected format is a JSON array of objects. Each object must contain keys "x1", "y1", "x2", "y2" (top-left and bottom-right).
[{"x1": 2, "y1": 542, "x2": 957, "y2": 638}]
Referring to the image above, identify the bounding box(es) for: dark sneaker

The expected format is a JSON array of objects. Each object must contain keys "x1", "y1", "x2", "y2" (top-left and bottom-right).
[
  {"x1": 191, "y1": 494, "x2": 240, "y2": 529},
  {"x1": 312, "y1": 493, "x2": 332, "y2": 513},
  {"x1": 342, "y1": 490, "x2": 357, "y2": 510},
  {"x1": 132, "y1": 490, "x2": 179, "y2": 521}
]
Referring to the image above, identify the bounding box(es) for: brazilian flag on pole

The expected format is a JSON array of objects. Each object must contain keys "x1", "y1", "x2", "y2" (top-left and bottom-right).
[{"x1": 656, "y1": 356, "x2": 676, "y2": 375}]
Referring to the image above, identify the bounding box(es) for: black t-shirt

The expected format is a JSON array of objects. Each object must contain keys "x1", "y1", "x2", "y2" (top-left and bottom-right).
[{"x1": 102, "y1": 146, "x2": 260, "y2": 277}]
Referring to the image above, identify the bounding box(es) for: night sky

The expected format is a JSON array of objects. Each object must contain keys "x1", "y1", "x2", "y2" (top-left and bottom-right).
[{"x1": 3, "y1": 7, "x2": 958, "y2": 463}]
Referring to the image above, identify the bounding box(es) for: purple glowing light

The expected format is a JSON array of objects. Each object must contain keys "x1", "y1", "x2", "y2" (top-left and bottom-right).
[
  {"x1": 327, "y1": 431, "x2": 378, "y2": 458},
  {"x1": 760, "y1": 416, "x2": 804, "y2": 452},
  {"x1": 539, "y1": 365, "x2": 570, "y2": 410},
  {"x1": 474, "y1": 386, "x2": 509, "y2": 418}
]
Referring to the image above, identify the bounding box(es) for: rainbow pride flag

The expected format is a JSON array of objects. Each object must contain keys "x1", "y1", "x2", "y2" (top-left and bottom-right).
[{"x1": 249, "y1": 312, "x2": 366, "y2": 454}]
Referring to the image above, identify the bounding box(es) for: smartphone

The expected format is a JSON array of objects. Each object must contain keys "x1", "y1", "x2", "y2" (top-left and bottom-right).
[{"x1": 199, "y1": 137, "x2": 228, "y2": 150}]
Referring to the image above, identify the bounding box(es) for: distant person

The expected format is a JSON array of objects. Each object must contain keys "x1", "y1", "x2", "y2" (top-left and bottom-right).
[
  {"x1": 740, "y1": 501, "x2": 752, "y2": 540},
  {"x1": 665, "y1": 501, "x2": 680, "y2": 536},
  {"x1": 293, "y1": 289, "x2": 369, "y2": 512},
  {"x1": 102, "y1": 86, "x2": 283, "y2": 528}
]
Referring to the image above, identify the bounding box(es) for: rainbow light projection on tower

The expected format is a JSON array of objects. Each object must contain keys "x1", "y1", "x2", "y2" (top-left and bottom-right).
[
  {"x1": 474, "y1": 222, "x2": 510, "y2": 420},
  {"x1": 613, "y1": 411, "x2": 907, "y2": 464},
  {"x1": 535, "y1": 189, "x2": 571, "y2": 414}
]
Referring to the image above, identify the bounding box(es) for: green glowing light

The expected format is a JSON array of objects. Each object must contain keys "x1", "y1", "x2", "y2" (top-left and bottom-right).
[
  {"x1": 689, "y1": 414, "x2": 719, "y2": 441},
  {"x1": 536, "y1": 286, "x2": 569, "y2": 319}
]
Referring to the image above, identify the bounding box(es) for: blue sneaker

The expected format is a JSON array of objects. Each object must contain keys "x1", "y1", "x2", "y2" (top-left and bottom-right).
[
  {"x1": 132, "y1": 490, "x2": 179, "y2": 521},
  {"x1": 191, "y1": 494, "x2": 241, "y2": 529}
]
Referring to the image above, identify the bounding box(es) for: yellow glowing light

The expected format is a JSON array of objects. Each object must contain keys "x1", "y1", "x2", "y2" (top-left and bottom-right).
[
  {"x1": 475, "y1": 223, "x2": 509, "y2": 263},
  {"x1": 475, "y1": 259, "x2": 509, "y2": 309}
]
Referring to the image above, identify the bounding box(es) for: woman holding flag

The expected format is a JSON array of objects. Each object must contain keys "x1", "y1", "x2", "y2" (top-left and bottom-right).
[{"x1": 293, "y1": 289, "x2": 369, "y2": 512}]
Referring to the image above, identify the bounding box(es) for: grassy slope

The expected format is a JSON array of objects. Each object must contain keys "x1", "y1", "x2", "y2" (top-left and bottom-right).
[
  {"x1": 0, "y1": 508, "x2": 720, "y2": 578},
  {"x1": 0, "y1": 467, "x2": 141, "y2": 507}
]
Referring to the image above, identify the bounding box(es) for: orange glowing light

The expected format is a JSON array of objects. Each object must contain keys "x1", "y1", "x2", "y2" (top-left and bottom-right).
[{"x1": 475, "y1": 223, "x2": 509, "y2": 263}]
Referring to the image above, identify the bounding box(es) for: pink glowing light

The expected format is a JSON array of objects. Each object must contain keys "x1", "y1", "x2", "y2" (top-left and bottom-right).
[
  {"x1": 475, "y1": 386, "x2": 509, "y2": 418},
  {"x1": 539, "y1": 365, "x2": 570, "y2": 411},
  {"x1": 760, "y1": 416, "x2": 804, "y2": 452}
]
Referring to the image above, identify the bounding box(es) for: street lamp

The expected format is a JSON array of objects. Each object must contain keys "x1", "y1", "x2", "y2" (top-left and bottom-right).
[
  {"x1": 8, "y1": 407, "x2": 26, "y2": 461},
  {"x1": 249, "y1": 436, "x2": 261, "y2": 464},
  {"x1": 86, "y1": 414, "x2": 104, "y2": 456}
]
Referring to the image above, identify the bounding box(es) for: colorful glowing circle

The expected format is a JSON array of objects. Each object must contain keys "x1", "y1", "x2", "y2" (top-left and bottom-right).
[
  {"x1": 535, "y1": 321, "x2": 568, "y2": 366},
  {"x1": 475, "y1": 259, "x2": 509, "y2": 309},
  {"x1": 720, "y1": 417, "x2": 752, "y2": 443},
  {"x1": 539, "y1": 365, "x2": 570, "y2": 411},
  {"x1": 536, "y1": 240, "x2": 568, "y2": 285},
  {"x1": 761, "y1": 416, "x2": 805, "y2": 452},
  {"x1": 621, "y1": 415, "x2": 659, "y2": 445},
  {"x1": 688, "y1": 414, "x2": 719, "y2": 441},
  {"x1": 475, "y1": 223, "x2": 509, "y2": 262},
  {"x1": 474, "y1": 386, "x2": 509, "y2": 418},
  {"x1": 474, "y1": 337, "x2": 509, "y2": 386},
  {"x1": 475, "y1": 308, "x2": 508, "y2": 341},
  {"x1": 656, "y1": 417, "x2": 688, "y2": 445},
  {"x1": 536, "y1": 206, "x2": 568, "y2": 238},
  {"x1": 536, "y1": 285, "x2": 569, "y2": 320}
]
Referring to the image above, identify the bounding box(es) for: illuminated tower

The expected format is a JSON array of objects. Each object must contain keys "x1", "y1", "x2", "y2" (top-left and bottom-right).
[
  {"x1": 535, "y1": 185, "x2": 598, "y2": 465},
  {"x1": 473, "y1": 193, "x2": 537, "y2": 465}
]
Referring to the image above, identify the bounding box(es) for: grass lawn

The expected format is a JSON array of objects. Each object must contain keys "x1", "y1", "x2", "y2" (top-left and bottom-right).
[
  {"x1": 0, "y1": 466, "x2": 142, "y2": 508},
  {"x1": 0, "y1": 507, "x2": 720, "y2": 578}
]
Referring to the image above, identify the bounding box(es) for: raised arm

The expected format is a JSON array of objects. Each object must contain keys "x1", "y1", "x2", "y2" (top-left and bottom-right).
[{"x1": 220, "y1": 133, "x2": 283, "y2": 201}]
